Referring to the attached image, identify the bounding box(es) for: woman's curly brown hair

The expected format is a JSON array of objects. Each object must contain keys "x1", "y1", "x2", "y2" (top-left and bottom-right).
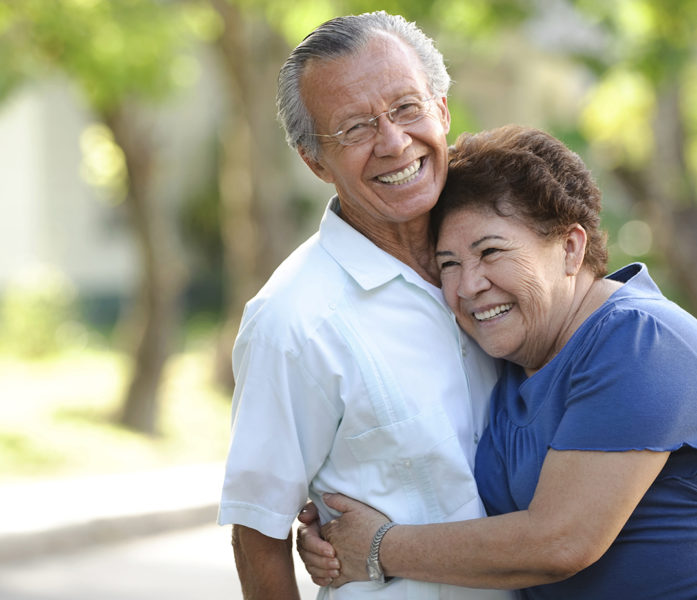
[{"x1": 431, "y1": 125, "x2": 608, "y2": 277}]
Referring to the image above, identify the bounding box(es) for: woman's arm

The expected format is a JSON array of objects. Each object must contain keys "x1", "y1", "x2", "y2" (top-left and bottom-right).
[{"x1": 321, "y1": 448, "x2": 669, "y2": 589}]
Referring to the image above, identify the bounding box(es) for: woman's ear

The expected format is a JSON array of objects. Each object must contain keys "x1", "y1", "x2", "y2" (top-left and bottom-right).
[
  {"x1": 298, "y1": 146, "x2": 335, "y2": 184},
  {"x1": 564, "y1": 224, "x2": 587, "y2": 276}
]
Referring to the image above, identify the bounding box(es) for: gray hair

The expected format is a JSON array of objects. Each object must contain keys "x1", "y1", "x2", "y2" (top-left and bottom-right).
[{"x1": 277, "y1": 11, "x2": 451, "y2": 161}]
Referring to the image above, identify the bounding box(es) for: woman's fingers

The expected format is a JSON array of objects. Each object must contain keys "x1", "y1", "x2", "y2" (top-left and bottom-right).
[
  {"x1": 330, "y1": 574, "x2": 350, "y2": 588},
  {"x1": 297, "y1": 522, "x2": 341, "y2": 584},
  {"x1": 300, "y1": 552, "x2": 341, "y2": 586},
  {"x1": 297, "y1": 520, "x2": 336, "y2": 558},
  {"x1": 323, "y1": 492, "x2": 359, "y2": 513},
  {"x1": 298, "y1": 500, "x2": 319, "y2": 525}
]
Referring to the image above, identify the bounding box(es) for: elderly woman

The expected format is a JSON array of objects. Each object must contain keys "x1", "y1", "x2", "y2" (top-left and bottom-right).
[{"x1": 299, "y1": 125, "x2": 697, "y2": 598}]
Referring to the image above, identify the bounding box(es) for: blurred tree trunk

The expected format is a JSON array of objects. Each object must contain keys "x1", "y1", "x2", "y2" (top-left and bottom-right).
[
  {"x1": 107, "y1": 105, "x2": 187, "y2": 434},
  {"x1": 209, "y1": 1, "x2": 297, "y2": 390},
  {"x1": 614, "y1": 81, "x2": 697, "y2": 314}
]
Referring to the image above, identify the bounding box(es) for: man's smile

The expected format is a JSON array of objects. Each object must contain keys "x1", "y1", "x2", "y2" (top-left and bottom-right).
[{"x1": 376, "y1": 158, "x2": 423, "y2": 185}]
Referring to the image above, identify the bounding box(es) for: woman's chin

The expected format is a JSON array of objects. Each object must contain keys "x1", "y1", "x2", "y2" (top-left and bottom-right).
[{"x1": 476, "y1": 340, "x2": 512, "y2": 362}]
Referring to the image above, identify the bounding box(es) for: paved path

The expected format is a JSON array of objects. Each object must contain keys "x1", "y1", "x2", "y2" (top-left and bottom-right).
[
  {"x1": 0, "y1": 463, "x2": 224, "y2": 561},
  {"x1": 0, "y1": 463, "x2": 321, "y2": 598},
  {"x1": 0, "y1": 524, "x2": 320, "y2": 599}
]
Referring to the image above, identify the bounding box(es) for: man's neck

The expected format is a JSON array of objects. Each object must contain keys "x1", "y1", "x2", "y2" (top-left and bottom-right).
[
  {"x1": 337, "y1": 202, "x2": 440, "y2": 286},
  {"x1": 381, "y1": 237, "x2": 440, "y2": 286}
]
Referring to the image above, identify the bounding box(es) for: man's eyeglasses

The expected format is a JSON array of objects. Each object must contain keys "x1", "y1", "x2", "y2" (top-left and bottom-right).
[{"x1": 308, "y1": 95, "x2": 437, "y2": 147}]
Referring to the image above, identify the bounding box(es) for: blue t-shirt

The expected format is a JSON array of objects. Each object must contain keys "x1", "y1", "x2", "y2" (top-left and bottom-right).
[{"x1": 475, "y1": 264, "x2": 697, "y2": 599}]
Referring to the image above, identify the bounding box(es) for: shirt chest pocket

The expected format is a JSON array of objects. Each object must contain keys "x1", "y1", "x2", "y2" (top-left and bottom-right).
[{"x1": 344, "y1": 406, "x2": 478, "y2": 522}]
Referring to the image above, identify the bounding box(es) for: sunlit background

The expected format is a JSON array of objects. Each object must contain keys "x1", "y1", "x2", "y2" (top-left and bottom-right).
[{"x1": 1, "y1": 0, "x2": 696, "y2": 512}]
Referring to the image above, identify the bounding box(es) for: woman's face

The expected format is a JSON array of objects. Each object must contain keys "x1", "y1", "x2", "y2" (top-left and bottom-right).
[{"x1": 436, "y1": 206, "x2": 576, "y2": 373}]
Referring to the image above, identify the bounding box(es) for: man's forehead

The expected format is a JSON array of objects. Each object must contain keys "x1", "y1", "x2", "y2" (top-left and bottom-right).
[
  {"x1": 303, "y1": 34, "x2": 420, "y2": 81},
  {"x1": 300, "y1": 35, "x2": 428, "y2": 117}
]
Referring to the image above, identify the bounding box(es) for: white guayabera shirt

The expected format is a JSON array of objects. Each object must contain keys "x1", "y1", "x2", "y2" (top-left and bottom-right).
[{"x1": 219, "y1": 198, "x2": 514, "y2": 600}]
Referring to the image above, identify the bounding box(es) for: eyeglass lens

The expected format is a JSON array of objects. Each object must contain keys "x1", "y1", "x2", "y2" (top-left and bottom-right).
[{"x1": 334, "y1": 96, "x2": 434, "y2": 146}]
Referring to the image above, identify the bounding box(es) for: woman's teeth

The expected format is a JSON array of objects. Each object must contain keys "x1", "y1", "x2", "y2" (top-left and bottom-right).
[
  {"x1": 474, "y1": 304, "x2": 513, "y2": 322},
  {"x1": 378, "y1": 159, "x2": 421, "y2": 185}
]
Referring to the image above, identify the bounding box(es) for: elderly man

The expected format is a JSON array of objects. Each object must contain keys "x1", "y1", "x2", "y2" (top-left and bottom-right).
[{"x1": 218, "y1": 11, "x2": 512, "y2": 600}]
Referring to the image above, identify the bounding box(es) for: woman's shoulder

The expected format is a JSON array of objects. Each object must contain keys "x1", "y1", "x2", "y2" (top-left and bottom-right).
[{"x1": 578, "y1": 263, "x2": 697, "y2": 349}]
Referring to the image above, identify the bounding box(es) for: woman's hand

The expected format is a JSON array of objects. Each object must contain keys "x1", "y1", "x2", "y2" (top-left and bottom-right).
[
  {"x1": 296, "y1": 502, "x2": 341, "y2": 586},
  {"x1": 320, "y1": 493, "x2": 391, "y2": 587}
]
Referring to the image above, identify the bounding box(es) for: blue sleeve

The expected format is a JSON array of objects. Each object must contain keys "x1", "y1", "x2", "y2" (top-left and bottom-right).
[{"x1": 551, "y1": 307, "x2": 697, "y2": 452}]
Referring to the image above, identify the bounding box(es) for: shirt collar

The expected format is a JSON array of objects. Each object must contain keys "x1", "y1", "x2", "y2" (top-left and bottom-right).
[
  {"x1": 607, "y1": 262, "x2": 662, "y2": 299},
  {"x1": 318, "y1": 197, "x2": 408, "y2": 291}
]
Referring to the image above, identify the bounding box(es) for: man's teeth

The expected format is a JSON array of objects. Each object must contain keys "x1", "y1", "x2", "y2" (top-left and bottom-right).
[
  {"x1": 474, "y1": 304, "x2": 513, "y2": 322},
  {"x1": 377, "y1": 159, "x2": 421, "y2": 184}
]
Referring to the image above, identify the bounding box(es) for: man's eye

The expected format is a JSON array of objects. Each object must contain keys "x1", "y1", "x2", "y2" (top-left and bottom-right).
[
  {"x1": 347, "y1": 121, "x2": 370, "y2": 132},
  {"x1": 342, "y1": 119, "x2": 371, "y2": 134},
  {"x1": 481, "y1": 248, "x2": 499, "y2": 258},
  {"x1": 393, "y1": 102, "x2": 419, "y2": 117}
]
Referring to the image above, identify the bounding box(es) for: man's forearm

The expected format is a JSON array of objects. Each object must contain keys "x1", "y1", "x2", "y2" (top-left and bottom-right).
[{"x1": 232, "y1": 524, "x2": 301, "y2": 600}]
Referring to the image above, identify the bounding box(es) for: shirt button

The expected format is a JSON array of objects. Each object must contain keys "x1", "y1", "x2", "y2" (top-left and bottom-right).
[
  {"x1": 403, "y1": 459, "x2": 411, "y2": 468},
  {"x1": 474, "y1": 433, "x2": 480, "y2": 444}
]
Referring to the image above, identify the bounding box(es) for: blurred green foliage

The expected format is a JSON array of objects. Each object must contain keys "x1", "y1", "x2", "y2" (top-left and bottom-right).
[
  {"x1": 2, "y1": 0, "x2": 694, "y2": 303},
  {"x1": 0, "y1": 265, "x2": 85, "y2": 358},
  {"x1": 0, "y1": 0, "x2": 221, "y2": 111},
  {"x1": 0, "y1": 346, "x2": 231, "y2": 480}
]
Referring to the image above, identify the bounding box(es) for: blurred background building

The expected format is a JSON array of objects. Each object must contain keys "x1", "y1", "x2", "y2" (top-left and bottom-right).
[{"x1": 0, "y1": 80, "x2": 134, "y2": 296}]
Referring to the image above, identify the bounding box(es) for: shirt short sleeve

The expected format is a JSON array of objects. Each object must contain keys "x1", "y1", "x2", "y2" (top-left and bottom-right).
[
  {"x1": 551, "y1": 307, "x2": 697, "y2": 453},
  {"x1": 218, "y1": 333, "x2": 341, "y2": 538}
]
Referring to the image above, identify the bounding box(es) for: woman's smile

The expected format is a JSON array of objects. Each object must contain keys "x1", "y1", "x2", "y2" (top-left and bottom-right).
[{"x1": 472, "y1": 302, "x2": 514, "y2": 322}]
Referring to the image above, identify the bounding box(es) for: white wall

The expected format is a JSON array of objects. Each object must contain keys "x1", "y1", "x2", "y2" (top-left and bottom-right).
[
  {"x1": 0, "y1": 79, "x2": 136, "y2": 296},
  {"x1": 0, "y1": 51, "x2": 225, "y2": 299}
]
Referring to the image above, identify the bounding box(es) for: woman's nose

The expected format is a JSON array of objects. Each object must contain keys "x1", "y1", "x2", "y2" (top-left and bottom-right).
[{"x1": 457, "y1": 267, "x2": 490, "y2": 299}]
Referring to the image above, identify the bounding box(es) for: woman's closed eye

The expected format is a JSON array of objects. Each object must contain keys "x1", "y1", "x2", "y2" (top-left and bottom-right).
[
  {"x1": 480, "y1": 247, "x2": 501, "y2": 259},
  {"x1": 438, "y1": 259, "x2": 460, "y2": 270}
]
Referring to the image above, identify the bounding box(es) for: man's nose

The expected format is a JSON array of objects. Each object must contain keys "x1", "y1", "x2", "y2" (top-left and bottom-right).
[{"x1": 372, "y1": 115, "x2": 411, "y2": 156}]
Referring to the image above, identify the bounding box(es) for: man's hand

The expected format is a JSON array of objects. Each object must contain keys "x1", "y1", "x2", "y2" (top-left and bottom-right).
[{"x1": 296, "y1": 502, "x2": 341, "y2": 586}]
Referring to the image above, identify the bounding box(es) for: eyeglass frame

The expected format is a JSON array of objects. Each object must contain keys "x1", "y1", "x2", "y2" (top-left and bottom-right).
[{"x1": 306, "y1": 95, "x2": 439, "y2": 147}]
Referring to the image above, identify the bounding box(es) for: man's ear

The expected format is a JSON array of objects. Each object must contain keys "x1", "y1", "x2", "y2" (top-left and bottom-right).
[
  {"x1": 564, "y1": 224, "x2": 588, "y2": 276},
  {"x1": 298, "y1": 146, "x2": 335, "y2": 184},
  {"x1": 437, "y1": 95, "x2": 451, "y2": 135}
]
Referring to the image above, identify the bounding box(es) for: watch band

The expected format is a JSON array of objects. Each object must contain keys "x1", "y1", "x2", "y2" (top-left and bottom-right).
[{"x1": 366, "y1": 521, "x2": 398, "y2": 582}]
